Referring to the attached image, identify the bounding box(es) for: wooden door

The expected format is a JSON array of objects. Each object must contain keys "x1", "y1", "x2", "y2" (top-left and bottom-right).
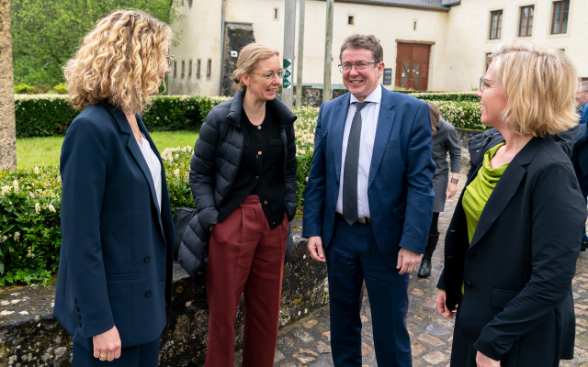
[{"x1": 395, "y1": 43, "x2": 430, "y2": 91}]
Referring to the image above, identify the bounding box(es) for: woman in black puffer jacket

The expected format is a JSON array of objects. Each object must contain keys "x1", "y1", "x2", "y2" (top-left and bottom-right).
[{"x1": 179, "y1": 43, "x2": 297, "y2": 367}]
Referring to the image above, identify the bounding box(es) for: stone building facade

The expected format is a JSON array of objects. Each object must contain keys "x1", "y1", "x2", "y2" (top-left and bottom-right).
[{"x1": 168, "y1": 0, "x2": 587, "y2": 96}]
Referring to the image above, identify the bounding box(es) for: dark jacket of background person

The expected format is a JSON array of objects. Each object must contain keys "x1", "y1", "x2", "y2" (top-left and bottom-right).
[
  {"x1": 573, "y1": 105, "x2": 588, "y2": 175},
  {"x1": 437, "y1": 136, "x2": 586, "y2": 364},
  {"x1": 467, "y1": 126, "x2": 578, "y2": 178},
  {"x1": 432, "y1": 117, "x2": 461, "y2": 212},
  {"x1": 54, "y1": 102, "x2": 175, "y2": 352},
  {"x1": 178, "y1": 91, "x2": 297, "y2": 278}
]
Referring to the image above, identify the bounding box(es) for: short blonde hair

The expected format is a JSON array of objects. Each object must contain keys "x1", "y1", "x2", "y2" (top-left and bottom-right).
[
  {"x1": 426, "y1": 102, "x2": 439, "y2": 135},
  {"x1": 232, "y1": 43, "x2": 279, "y2": 92},
  {"x1": 64, "y1": 10, "x2": 172, "y2": 113},
  {"x1": 490, "y1": 41, "x2": 578, "y2": 137}
]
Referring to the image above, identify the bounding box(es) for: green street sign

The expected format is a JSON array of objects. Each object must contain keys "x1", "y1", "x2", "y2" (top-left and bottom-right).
[
  {"x1": 283, "y1": 59, "x2": 292, "y2": 68},
  {"x1": 284, "y1": 69, "x2": 292, "y2": 79},
  {"x1": 283, "y1": 79, "x2": 291, "y2": 88}
]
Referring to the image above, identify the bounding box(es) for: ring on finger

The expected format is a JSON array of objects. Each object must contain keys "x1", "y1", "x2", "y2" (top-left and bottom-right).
[{"x1": 99, "y1": 355, "x2": 107, "y2": 360}]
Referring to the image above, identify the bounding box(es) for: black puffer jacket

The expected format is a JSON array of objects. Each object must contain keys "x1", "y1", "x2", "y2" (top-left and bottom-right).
[{"x1": 177, "y1": 91, "x2": 298, "y2": 278}]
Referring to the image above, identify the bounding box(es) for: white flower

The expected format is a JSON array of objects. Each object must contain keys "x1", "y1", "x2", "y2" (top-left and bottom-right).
[
  {"x1": 34, "y1": 167, "x2": 40, "y2": 174},
  {"x1": 48, "y1": 204, "x2": 56, "y2": 213},
  {"x1": 174, "y1": 169, "x2": 180, "y2": 177},
  {"x1": 13, "y1": 180, "x2": 19, "y2": 192},
  {"x1": 0, "y1": 236, "x2": 6, "y2": 243},
  {"x1": 304, "y1": 308, "x2": 308, "y2": 314},
  {"x1": 14, "y1": 232, "x2": 20, "y2": 241},
  {"x1": 1, "y1": 186, "x2": 11, "y2": 197},
  {"x1": 35, "y1": 203, "x2": 41, "y2": 214}
]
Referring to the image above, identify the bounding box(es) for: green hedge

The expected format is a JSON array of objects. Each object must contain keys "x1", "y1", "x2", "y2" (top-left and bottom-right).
[
  {"x1": 0, "y1": 106, "x2": 318, "y2": 286},
  {"x1": 14, "y1": 95, "x2": 230, "y2": 138},
  {"x1": 411, "y1": 92, "x2": 479, "y2": 102}
]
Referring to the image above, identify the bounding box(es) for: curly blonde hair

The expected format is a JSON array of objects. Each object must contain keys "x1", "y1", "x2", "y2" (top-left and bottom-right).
[
  {"x1": 490, "y1": 41, "x2": 578, "y2": 137},
  {"x1": 64, "y1": 10, "x2": 172, "y2": 113}
]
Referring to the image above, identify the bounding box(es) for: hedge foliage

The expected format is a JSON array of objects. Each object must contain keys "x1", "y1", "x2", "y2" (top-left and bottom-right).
[
  {"x1": 0, "y1": 106, "x2": 318, "y2": 286},
  {"x1": 14, "y1": 95, "x2": 230, "y2": 138}
]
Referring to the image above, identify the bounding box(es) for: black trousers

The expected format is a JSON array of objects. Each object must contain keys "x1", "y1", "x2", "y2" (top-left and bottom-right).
[{"x1": 72, "y1": 338, "x2": 160, "y2": 367}]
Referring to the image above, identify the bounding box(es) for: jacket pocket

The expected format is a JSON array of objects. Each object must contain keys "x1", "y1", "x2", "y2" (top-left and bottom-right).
[
  {"x1": 392, "y1": 203, "x2": 406, "y2": 221},
  {"x1": 491, "y1": 288, "x2": 519, "y2": 308},
  {"x1": 106, "y1": 272, "x2": 141, "y2": 282},
  {"x1": 268, "y1": 139, "x2": 283, "y2": 163}
]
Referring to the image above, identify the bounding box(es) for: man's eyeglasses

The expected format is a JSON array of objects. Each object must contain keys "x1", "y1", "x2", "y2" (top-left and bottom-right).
[
  {"x1": 252, "y1": 70, "x2": 284, "y2": 80},
  {"x1": 166, "y1": 54, "x2": 176, "y2": 67},
  {"x1": 479, "y1": 77, "x2": 497, "y2": 91},
  {"x1": 338, "y1": 62, "x2": 378, "y2": 73}
]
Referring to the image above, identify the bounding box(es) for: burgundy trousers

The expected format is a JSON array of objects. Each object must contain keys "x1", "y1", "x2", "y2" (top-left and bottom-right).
[{"x1": 205, "y1": 195, "x2": 288, "y2": 367}]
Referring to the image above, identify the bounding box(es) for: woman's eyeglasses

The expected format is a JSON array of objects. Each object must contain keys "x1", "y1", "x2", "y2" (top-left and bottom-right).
[
  {"x1": 253, "y1": 70, "x2": 284, "y2": 80},
  {"x1": 479, "y1": 77, "x2": 497, "y2": 91},
  {"x1": 166, "y1": 54, "x2": 176, "y2": 67}
]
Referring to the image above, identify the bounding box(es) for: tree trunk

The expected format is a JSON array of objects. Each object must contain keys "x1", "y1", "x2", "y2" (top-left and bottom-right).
[{"x1": 0, "y1": 0, "x2": 17, "y2": 171}]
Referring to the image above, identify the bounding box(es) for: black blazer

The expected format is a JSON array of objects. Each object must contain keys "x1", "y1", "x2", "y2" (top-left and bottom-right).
[
  {"x1": 54, "y1": 102, "x2": 175, "y2": 351},
  {"x1": 438, "y1": 136, "x2": 586, "y2": 362}
]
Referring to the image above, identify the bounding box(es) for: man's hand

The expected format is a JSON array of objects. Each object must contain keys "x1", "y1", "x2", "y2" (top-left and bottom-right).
[
  {"x1": 307, "y1": 236, "x2": 326, "y2": 262},
  {"x1": 397, "y1": 248, "x2": 420, "y2": 274},
  {"x1": 446, "y1": 182, "x2": 458, "y2": 199},
  {"x1": 93, "y1": 326, "x2": 121, "y2": 362},
  {"x1": 476, "y1": 351, "x2": 501, "y2": 367},
  {"x1": 436, "y1": 291, "x2": 456, "y2": 319}
]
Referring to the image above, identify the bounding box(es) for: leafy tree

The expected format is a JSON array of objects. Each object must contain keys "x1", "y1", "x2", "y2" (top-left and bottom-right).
[{"x1": 11, "y1": 0, "x2": 181, "y2": 87}]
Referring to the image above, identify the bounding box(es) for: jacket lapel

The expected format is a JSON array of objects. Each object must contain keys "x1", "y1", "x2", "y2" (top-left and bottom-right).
[
  {"x1": 369, "y1": 87, "x2": 396, "y2": 187},
  {"x1": 468, "y1": 137, "x2": 540, "y2": 249},
  {"x1": 332, "y1": 93, "x2": 351, "y2": 182}
]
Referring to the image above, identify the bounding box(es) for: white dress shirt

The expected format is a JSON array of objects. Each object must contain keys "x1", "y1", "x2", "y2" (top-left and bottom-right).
[
  {"x1": 336, "y1": 85, "x2": 382, "y2": 218},
  {"x1": 138, "y1": 133, "x2": 162, "y2": 212}
]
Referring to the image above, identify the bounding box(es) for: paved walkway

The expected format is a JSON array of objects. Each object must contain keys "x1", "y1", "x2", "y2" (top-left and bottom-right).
[{"x1": 244, "y1": 172, "x2": 588, "y2": 367}]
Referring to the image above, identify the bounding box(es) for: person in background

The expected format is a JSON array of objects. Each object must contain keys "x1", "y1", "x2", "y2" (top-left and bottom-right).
[
  {"x1": 437, "y1": 41, "x2": 585, "y2": 367},
  {"x1": 572, "y1": 81, "x2": 588, "y2": 249},
  {"x1": 181, "y1": 43, "x2": 297, "y2": 367},
  {"x1": 418, "y1": 102, "x2": 461, "y2": 278},
  {"x1": 53, "y1": 10, "x2": 175, "y2": 366},
  {"x1": 304, "y1": 34, "x2": 435, "y2": 366}
]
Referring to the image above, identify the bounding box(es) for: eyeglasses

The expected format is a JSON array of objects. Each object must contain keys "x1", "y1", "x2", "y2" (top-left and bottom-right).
[
  {"x1": 166, "y1": 54, "x2": 176, "y2": 67},
  {"x1": 252, "y1": 70, "x2": 284, "y2": 80},
  {"x1": 338, "y1": 62, "x2": 378, "y2": 73},
  {"x1": 479, "y1": 77, "x2": 498, "y2": 91}
]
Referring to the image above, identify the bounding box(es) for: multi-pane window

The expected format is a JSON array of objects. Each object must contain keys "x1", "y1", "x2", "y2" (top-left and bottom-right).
[
  {"x1": 489, "y1": 10, "x2": 503, "y2": 40},
  {"x1": 519, "y1": 6, "x2": 534, "y2": 37},
  {"x1": 552, "y1": 1, "x2": 570, "y2": 34}
]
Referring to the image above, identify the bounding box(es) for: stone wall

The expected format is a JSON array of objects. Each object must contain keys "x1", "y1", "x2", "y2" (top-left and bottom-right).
[{"x1": 0, "y1": 219, "x2": 327, "y2": 366}]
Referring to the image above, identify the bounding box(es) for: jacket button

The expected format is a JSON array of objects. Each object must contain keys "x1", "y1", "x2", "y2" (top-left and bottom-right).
[
  {"x1": 145, "y1": 291, "x2": 152, "y2": 298},
  {"x1": 467, "y1": 252, "x2": 476, "y2": 259},
  {"x1": 77, "y1": 314, "x2": 81, "y2": 320},
  {"x1": 264, "y1": 201, "x2": 268, "y2": 205},
  {"x1": 465, "y1": 281, "x2": 473, "y2": 288},
  {"x1": 257, "y1": 126, "x2": 261, "y2": 130},
  {"x1": 78, "y1": 322, "x2": 82, "y2": 328},
  {"x1": 273, "y1": 222, "x2": 276, "y2": 225},
  {"x1": 258, "y1": 151, "x2": 262, "y2": 156},
  {"x1": 75, "y1": 306, "x2": 80, "y2": 312},
  {"x1": 255, "y1": 176, "x2": 259, "y2": 179},
  {"x1": 144, "y1": 256, "x2": 150, "y2": 263}
]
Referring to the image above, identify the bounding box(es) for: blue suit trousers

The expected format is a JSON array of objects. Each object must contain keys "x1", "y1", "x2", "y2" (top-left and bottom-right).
[
  {"x1": 72, "y1": 338, "x2": 160, "y2": 367},
  {"x1": 326, "y1": 215, "x2": 412, "y2": 367}
]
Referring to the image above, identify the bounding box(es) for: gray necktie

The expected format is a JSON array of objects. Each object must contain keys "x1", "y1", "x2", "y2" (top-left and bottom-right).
[{"x1": 343, "y1": 101, "x2": 371, "y2": 226}]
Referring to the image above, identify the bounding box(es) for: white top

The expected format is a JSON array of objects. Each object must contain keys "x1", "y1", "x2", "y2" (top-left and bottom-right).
[
  {"x1": 138, "y1": 133, "x2": 162, "y2": 213},
  {"x1": 336, "y1": 84, "x2": 382, "y2": 218}
]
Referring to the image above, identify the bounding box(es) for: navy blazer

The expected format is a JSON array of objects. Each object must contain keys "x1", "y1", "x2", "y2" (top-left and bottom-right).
[
  {"x1": 53, "y1": 102, "x2": 175, "y2": 351},
  {"x1": 302, "y1": 86, "x2": 435, "y2": 265}
]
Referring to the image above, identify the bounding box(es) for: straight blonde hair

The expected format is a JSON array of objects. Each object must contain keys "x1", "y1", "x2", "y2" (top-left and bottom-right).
[
  {"x1": 233, "y1": 43, "x2": 279, "y2": 92},
  {"x1": 64, "y1": 10, "x2": 172, "y2": 114},
  {"x1": 490, "y1": 41, "x2": 578, "y2": 137}
]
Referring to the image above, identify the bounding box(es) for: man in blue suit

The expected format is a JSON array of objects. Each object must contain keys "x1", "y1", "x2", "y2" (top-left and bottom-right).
[{"x1": 303, "y1": 34, "x2": 435, "y2": 366}]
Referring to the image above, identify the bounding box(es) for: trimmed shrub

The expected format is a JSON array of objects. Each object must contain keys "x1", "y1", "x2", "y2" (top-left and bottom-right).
[
  {"x1": 411, "y1": 92, "x2": 479, "y2": 102},
  {"x1": 431, "y1": 101, "x2": 487, "y2": 130},
  {"x1": 14, "y1": 95, "x2": 230, "y2": 138}
]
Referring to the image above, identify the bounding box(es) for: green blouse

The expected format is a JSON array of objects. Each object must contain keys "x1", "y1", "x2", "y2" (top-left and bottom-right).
[{"x1": 463, "y1": 142, "x2": 509, "y2": 244}]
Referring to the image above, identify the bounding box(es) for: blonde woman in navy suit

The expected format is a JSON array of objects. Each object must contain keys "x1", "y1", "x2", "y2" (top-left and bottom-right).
[{"x1": 53, "y1": 10, "x2": 175, "y2": 366}]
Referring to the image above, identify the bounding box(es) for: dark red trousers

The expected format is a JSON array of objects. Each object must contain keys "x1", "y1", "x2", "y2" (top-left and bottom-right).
[{"x1": 205, "y1": 195, "x2": 288, "y2": 367}]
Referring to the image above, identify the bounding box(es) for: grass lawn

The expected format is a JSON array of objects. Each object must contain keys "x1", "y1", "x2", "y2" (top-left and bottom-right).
[{"x1": 16, "y1": 131, "x2": 199, "y2": 169}]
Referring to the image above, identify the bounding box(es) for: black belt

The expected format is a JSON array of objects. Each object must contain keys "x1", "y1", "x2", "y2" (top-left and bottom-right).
[{"x1": 336, "y1": 213, "x2": 371, "y2": 224}]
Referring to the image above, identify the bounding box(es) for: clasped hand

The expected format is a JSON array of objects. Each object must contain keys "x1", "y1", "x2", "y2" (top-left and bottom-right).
[{"x1": 93, "y1": 326, "x2": 121, "y2": 362}]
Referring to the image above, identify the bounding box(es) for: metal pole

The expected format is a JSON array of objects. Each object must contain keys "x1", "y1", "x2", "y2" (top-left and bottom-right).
[
  {"x1": 0, "y1": 0, "x2": 17, "y2": 170},
  {"x1": 282, "y1": 0, "x2": 296, "y2": 109},
  {"x1": 323, "y1": 0, "x2": 334, "y2": 104},
  {"x1": 217, "y1": 0, "x2": 227, "y2": 96},
  {"x1": 295, "y1": 0, "x2": 305, "y2": 108}
]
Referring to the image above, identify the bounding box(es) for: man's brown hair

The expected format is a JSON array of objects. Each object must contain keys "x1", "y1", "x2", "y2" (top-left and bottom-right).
[{"x1": 339, "y1": 34, "x2": 383, "y2": 63}]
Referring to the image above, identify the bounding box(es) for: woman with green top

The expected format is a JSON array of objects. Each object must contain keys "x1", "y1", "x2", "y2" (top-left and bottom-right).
[{"x1": 435, "y1": 41, "x2": 586, "y2": 367}]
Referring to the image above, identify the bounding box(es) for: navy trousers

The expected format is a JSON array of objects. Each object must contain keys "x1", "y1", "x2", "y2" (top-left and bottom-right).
[
  {"x1": 326, "y1": 215, "x2": 411, "y2": 367},
  {"x1": 72, "y1": 338, "x2": 160, "y2": 367},
  {"x1": 574, "y1": 163, "x2": 588, "y2": 240}
]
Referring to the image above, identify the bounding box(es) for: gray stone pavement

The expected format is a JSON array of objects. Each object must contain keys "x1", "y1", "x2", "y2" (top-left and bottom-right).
[{"x1": 238, "y1": 172, "x2": 588, "y2": 367}]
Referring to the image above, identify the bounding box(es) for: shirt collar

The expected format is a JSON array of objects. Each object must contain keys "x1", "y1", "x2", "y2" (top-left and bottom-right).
[{"x1": 350, "y1": 84, "x2": 382, "y2": 105}]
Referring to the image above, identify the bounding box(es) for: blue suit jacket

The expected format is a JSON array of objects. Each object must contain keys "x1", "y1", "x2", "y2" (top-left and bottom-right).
[
  {"x1": 302, "y1": 86, "x2": 435, "y2": 265},
  {"x1": 53, "y1": 102, "x2": 175, "y2": 351}
]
